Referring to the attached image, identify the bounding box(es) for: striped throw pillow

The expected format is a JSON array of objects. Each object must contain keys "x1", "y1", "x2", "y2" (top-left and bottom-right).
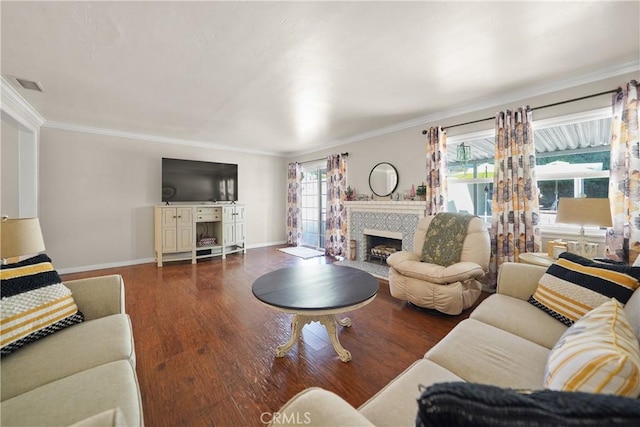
[
  {"x1": 529, "y1": 252, "x2": 640, "y2": 326},
  {"x1": 545, "y1": 298, "x2": 640, "y2": 397},
  {"x1": 1, "y1": 254, "x2": 84, "y2": 357}
]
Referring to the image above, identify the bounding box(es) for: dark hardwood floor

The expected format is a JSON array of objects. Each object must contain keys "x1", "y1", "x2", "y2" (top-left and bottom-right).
[{"x1": 61, "y1": 246, "x2": 486, "y2": 427}]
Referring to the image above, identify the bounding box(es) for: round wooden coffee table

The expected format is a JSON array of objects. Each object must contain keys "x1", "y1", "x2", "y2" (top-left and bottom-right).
[{"x1": 252, "y1": 264, "x2": 378, "y2": 362}]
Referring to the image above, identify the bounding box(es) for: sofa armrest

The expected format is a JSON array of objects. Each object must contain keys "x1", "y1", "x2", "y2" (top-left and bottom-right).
[
  {"x1": 270, "y1": 387, "x2": 374, "y2": 426},
  {"x1": 64, "y1": 274, "x2": 125, "y2": 320},
  {"x1": 496, "y1": 262, "x2": 547, "y2": 300}
]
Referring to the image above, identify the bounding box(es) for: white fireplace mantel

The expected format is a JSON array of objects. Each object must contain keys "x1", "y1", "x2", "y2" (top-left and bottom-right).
[
  {"x1": 345, "y1": 200, "x2": 427, "y2": 215},
  {"x1": 345, "y1": 201, "x2": 426, "y2": 261}
]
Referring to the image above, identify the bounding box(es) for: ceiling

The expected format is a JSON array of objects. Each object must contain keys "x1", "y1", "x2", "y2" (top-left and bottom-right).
[{"x1": 2, "y1": 1, "x2": 639, "y2": 157}]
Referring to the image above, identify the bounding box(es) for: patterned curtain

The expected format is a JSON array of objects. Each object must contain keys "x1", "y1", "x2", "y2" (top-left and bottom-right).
[
  {"x1": 286, "y1": 162, "x2": 302, "y2": 245},
  {"x1": 607, "y1": 80, "x2": 640, "y2": 264},
  {"x1": 488, "y1": 106, "x2": 541, "y2": 288},
  {"x1": 425, "y1": 127, "x2": 448, "y2": 215},
  {"x1": 325, "y1": 154, "x2": 348, "y2": 258}
]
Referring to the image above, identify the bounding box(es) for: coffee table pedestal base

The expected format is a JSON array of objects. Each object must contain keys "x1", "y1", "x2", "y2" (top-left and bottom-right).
[{"x1": 276, "y1": 314, "x2": 353, "y2": 362}]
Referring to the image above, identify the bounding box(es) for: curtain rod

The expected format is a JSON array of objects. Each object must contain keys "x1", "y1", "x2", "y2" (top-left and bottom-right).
[
  {"x1": 300, "y1": 152, "x2": 349, "y2": 165},
  {"x1": 421, "y1": 87, "x2": 623, "y2": 134}
]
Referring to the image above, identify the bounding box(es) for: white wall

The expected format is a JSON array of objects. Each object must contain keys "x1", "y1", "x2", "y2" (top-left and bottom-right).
[
  {"x1": 1, "y1": 118, "x2": 20, "y2": 218},
  {"x1": 38, "y1": 127, "x2": 287, "y2": 271}
]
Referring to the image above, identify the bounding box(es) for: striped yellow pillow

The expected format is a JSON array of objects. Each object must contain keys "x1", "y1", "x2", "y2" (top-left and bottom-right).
[
  {"x1": 1, "y1": 254, "x2": 84, "y2": 356},
  {"x1": 529, "y1": 252, "x2": 640, "y2": 326},
  {"x1": 545, "y1": 298, "x2": 640, "y2": 397}
]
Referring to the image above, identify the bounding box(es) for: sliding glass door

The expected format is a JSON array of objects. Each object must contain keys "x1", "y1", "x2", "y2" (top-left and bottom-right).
[{"x1": 300, "y1": 161, "x2": 326, "y2": 250}]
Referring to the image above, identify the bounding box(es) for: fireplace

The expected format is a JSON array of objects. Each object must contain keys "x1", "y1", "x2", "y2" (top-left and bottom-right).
[
  {"x1": 365, "y1": 232, "x2": 403, "y2": 264},
  {"x1": 345, "y1": 201, "x2": 425, "y2": 263}
]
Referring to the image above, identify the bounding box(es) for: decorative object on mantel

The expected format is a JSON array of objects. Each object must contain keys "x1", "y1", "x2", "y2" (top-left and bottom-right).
[
  {"x1": 410, "y1": 184, "x2": 416, "y2": 200},
  {"x1": 415, "y1": 183, "x2": 427, "y2": 201},
  {"x1": 345, "y1": 186, "x2": 355, "y2": 201}
]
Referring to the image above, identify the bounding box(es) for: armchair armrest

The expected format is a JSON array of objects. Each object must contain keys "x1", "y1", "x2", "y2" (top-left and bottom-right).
[
  {"x1": 63, "y1": 274, "x2": 125, "y2": 320},
  {"x1": 387, "y1": 251, "x2": 420, "y2": 266},
  {"x1": 496, "y1": 262, "x2": 547, "y2": 300},
  {"x1": 270, "y1": 387, "x2": 374, "y2": 426}
]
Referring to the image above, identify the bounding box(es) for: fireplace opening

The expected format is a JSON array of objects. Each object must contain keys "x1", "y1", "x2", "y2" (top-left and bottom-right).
[{"x1": 365, "y1": 234, "x2": 402, "y2": 264}]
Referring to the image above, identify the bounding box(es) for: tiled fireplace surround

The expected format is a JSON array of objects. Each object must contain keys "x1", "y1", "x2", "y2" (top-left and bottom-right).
[{"x1": 345, "y1": 201, "x2": 426, "y2": 262}]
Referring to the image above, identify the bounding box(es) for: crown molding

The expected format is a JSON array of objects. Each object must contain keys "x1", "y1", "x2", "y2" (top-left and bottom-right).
[
  {"x1": 4, "y1": 59, "x2": 638, "y2": 158},
  {"x1": 42, "y1": 121, "x2": 282, "y2": 157},
  {"x1": 287, "y1": 60, "x2": 640, "y2": 158},
  {"x1": 0, "y1": 76, "x2": 45, "y2": 130}
]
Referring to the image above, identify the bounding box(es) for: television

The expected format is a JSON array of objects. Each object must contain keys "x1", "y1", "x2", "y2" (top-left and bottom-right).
[{"x1": 162, "y1": 158, "x2": 238, "y2": 203}]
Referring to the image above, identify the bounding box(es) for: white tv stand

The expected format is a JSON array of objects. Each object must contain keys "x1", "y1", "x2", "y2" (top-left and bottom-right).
[{"x1": 153, "y1": 204, "x2": 246, "y2": 267}]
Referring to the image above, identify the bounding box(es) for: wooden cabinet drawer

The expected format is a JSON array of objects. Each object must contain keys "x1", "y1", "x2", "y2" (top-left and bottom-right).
[{"x1": 196, "y1": 207, "x2": 222, "y2": 222}]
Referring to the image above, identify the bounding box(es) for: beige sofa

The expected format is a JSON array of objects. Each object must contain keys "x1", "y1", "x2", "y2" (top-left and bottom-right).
[
  {"x1": 273, "y1": 262, "x2": 640, "y2": 426},
  {"x1": 1, "y1": 275, "x2": 144, "y2": 427}
]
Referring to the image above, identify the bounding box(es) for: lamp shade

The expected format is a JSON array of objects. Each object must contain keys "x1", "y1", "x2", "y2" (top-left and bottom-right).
[
  {"x1": 555, "y1": 198, "x2": 613, "y2": 227},
  {"x1": 0, "y1": 218, "x2": 46, "y2": 259}
]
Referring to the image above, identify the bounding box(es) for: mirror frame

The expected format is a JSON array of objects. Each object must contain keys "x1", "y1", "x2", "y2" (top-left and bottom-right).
[{"x1": 368, "y1": 162, "x2": 399, "y2": 197}]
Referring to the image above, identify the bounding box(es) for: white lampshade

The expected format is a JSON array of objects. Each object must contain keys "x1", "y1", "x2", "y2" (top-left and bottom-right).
[
  {"x1": 0, "y1": 218, "x2": 46, "y2": 259},
  {"x1": 555, "y1": 198, "x2": 613, "y2": 228}
]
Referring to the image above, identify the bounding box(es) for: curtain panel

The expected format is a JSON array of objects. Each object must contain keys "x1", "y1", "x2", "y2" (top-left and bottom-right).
[
  {"x1": 286, "y1": 162, "x2": 302, "y2": 246},
  {"x1": 488, "y1": 106, "x2": 541, "y2": 287},
  {"x1": 425, "y1": 127, "x2": 448, "y2": 215},
  {"x1": 325, "y1": 154, "x2": 348, "y2": 257},
  {"x1": 607, "y1": 80, "x2": 640, "y2": 264}
]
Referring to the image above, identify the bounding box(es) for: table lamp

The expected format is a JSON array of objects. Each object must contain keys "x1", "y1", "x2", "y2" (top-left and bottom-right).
[
  {"x1": 0, "y1": 217, "x2": 46, "y2": 264},
  {"x1": 555, "y1": 198, "x2": 612, "y2": 258}
]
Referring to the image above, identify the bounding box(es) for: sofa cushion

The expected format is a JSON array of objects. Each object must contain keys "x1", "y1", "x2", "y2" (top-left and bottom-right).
[
  {"x1": 416, "y1": 382, "x2": 640, "y2": 427},
  {"x1": 358, "y1": 359, "x2": 463, "y2": 427},
  {"x1": 69, "y1": 408, "x2": 128, "y2": 427},
  {"x1": 0, "y1": 313, "x2": 135, "y2": 400},
  {"x1": 471, "y1": 294, "x2": 568, "y2": 349},
  {"x1": 1, "y1": 360, "x2": 143, "y2": 427},
  {"x1": 528, "y1": 252, "x2": 640, "y2": 326},
  {"x1": 0, "y1": 254, "x2": 84, "y2": 356},
  {"x1": 426, "y1": 319, "x2": 550, "y2": 390},
  {"x1": 545, "y1": 299, "x2": 640, "y2": 397}
]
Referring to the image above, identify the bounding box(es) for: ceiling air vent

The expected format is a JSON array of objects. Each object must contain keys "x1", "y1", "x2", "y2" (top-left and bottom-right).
[{"x1": 11, "y1": 76, "x2": 45, "y2": 93}]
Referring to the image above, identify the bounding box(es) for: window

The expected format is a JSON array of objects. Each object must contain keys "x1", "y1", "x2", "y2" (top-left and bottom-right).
[{"x1": 447, "y1": 109, "x2": 612, "y2": 230}]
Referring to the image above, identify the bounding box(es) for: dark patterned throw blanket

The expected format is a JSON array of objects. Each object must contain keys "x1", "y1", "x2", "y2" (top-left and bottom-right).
[{"x1": 420, "y1": 212, "x2": 476, "y2": 266}]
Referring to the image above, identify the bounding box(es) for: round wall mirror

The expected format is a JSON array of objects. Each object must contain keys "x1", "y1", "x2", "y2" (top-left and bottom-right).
[{"x1": 369, "y1": 162, "x2": 399, "y2": 197}]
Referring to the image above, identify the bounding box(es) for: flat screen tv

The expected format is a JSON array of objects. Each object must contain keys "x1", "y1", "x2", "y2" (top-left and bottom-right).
[{"x1": 162, "y1": 158, "x2": 238, "y2": 203}]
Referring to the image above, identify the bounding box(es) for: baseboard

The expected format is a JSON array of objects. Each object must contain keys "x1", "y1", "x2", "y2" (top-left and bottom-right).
[
  {"x1": 57, "y1": 241, "x2": 289, "y2": 274},
  {"x1": 57, "y1": 258, "x2": 156, "y2": 275}
]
